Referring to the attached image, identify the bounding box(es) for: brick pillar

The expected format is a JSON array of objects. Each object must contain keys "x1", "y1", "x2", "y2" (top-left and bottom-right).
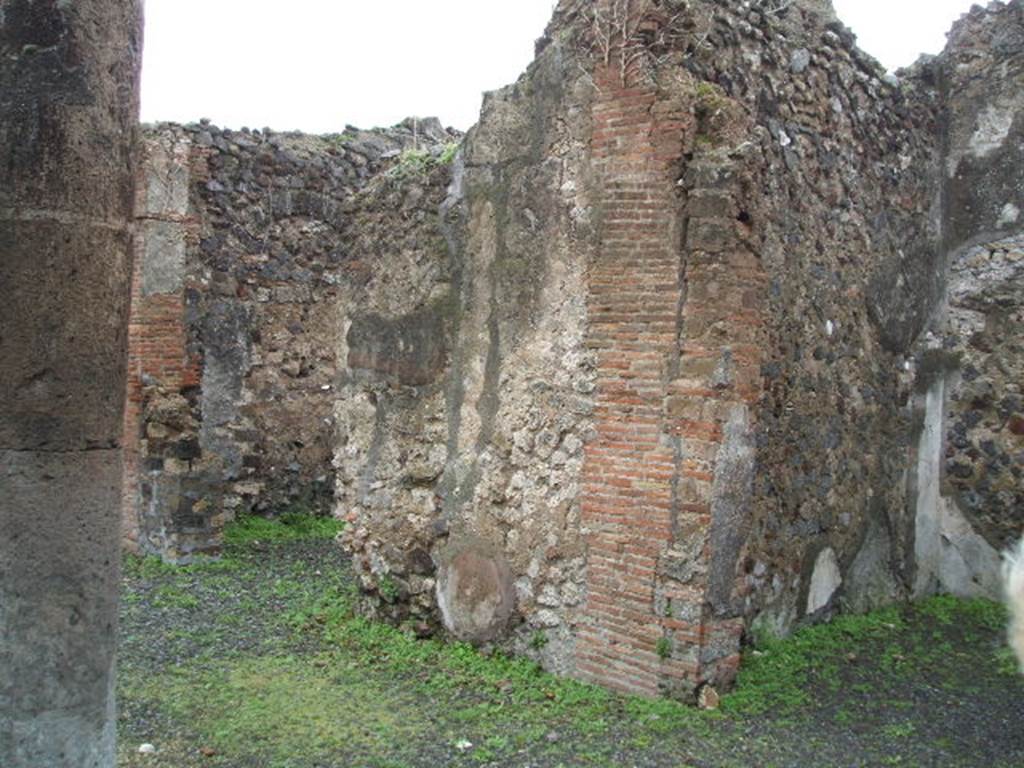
[
  {"x1": 577, "y1": 50, "x2": 695, "y2": 695},
  {"x1": 121, "y1": 133, "x2": 197, "y2": 554},
  {"x1": 577, "y1": 9, "x2": 765, "y2": 699}
]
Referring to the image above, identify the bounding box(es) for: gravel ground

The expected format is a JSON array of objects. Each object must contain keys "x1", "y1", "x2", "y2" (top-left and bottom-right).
[{"x1": 117, "y1": 539, "x2": 1024, "y2": 768}]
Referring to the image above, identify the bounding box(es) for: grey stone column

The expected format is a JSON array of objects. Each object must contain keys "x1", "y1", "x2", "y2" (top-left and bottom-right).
[{"x1": 0, "y1": 1, "x2": 143, "y2": 765}]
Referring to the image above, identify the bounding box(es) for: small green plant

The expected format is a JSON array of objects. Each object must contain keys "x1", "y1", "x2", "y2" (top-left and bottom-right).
[
  {"x1": 833, "y1": 706, "x2": 854, "y2": 725},
  {"x1": 696, "y1": 81, "x2": 719, "y2": 98},
  {"x1": 223, "y1": 512, "x2": 344, "y2": 547},
  {"x1": 378, "y1": 575, "x2": 400, "y2": 603},
  {"x1": 152, "y1": 584, "x2": 200, "y2": 610},
  {"x1": 324, "y1": 131, "x2": 357, "y2": 148},
  {"x1": 529, "y1": 630, "x2": 549, "y2": 650},
  {"x1": 656, "y1": 637, "x2": 672, "y2": 660},
  {"x1": 386, "y1": 143, "x2": 459, "y2": 181},
  {"x1": 122, "y1": 553, "x2": 178, "y2": 579},
  {"x1": 881, "y1": 722, "x2": 917, "y2": 739},
  {"x1": 387, "y1": 147, "x2": 433, "y2": 180},
  {"x1": 439, "y1": 141, "x2": 459, "y2": 165}
]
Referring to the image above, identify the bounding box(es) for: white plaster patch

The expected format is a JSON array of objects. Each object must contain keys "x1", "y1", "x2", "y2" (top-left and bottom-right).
[
  {"x1": 807, "y1": 547, "x2": 842, "y2": 614},
  {"x1": 997, "y1": 202, "x2": 1021, "y2": 228},
  {"x1": 968, "y1": 103, "x2": 1016, "y2": 159},
  {"x1": 913, "y1": 377, "x2": 1002, "y2": 599},
  {"x1": 144, "y1": 135, "x2": 192, "y2": 216}
]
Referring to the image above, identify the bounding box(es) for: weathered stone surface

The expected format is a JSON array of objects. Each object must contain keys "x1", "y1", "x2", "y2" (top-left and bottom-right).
[
  {"x1": 707, "y1": 406, "x2": 756, "y2": 615},
  {"x1": 941, "y1": 2, "x2": 1024, "y2": 249},
  {"x1": 0, "y1": 450, "x2": 123, "y2": 765},
  {"x1": 906, "y1": 0, "x2": 1024, "y2": 599},
  {"x1": 0, "y1": 221, "x2": 133, "y2": 450},
  {"x1": 937, "y1": 236, "x2": 1024, "y2": 551},
  {"x1": 910, "y1": 235, "x2": 1023, "y2": 597},
  {"x1": 123, "y1": 121, "x2": 459, "y2": 560},
  {"x1": 436, "y1": 544, "x2": 516, "y2": 642},
  {"x1": 807, "y1": 547, "x2": 842, "y2": 614},
  {"x1": 117, "y1": 0, "x2": 1024, "y2": 702},
  {"x1": 348, "y1": 308, "x2": 447, "y2": 386},
  {"x1": 841, "y1": 510, "x2": 900, "y2": 614},
  {"x1": 0, "y1": 1, "x2": 142, "y2": 762}
]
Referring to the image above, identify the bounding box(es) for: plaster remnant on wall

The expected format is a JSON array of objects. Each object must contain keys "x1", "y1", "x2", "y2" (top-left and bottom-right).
[
  {"x1": 914, "y1": 376, "x2": 950, "y2": 597},
  {"x1": 807, "y1": 547, "x2": 842, "y2": 614},
  {"x1": 913, "y1": 376, "x2": 1003, "y2": 599},
  {"x1": 842, "y1": 512, "x2": 899, "y2": 614},
  {"x1": 140, "y1": 220, "x2": 186, "y2": 295},
  {"x1": 967, "y1": 101, "x2": 1017, "y2": 160},
  {"x1": 707, "y1": 405, "x2": 755, "y2": 614},
  {"x1": 998, "y1": 202, "x2": 1020, "y2": 228}
]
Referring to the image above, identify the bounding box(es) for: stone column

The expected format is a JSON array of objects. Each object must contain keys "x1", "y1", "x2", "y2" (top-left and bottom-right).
[{"x1": 0, "y1": 1, "x2": 143, "y2": 765}]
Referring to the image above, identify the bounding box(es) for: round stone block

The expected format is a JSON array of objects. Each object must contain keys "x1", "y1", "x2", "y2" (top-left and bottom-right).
[{"x1": 436, "y1": 544, "x2": 515, "y2": 643}]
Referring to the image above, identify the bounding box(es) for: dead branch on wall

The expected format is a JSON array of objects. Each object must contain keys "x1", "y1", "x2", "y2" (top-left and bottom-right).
[
  {"x1": 579, "y1": 0, "x2": 710, "y2": 88},
  {"x1": 754, "y1": 0, "x2": 796, "y2": 15}
]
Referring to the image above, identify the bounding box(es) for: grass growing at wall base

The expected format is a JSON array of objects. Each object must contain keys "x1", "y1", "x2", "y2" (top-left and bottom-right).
[
  {"x1": 222, "y1": 511, "x2": 345, "y2": 546},
  {"x1": 117, "y1": 537, "x2": 1024, "y2": 768},
  {"x1": 122, "y1": 512, "x2": 344, "y2": 578},
  {"x1": 723, "y1": 595, "x2": 1015, "y2": 717}
]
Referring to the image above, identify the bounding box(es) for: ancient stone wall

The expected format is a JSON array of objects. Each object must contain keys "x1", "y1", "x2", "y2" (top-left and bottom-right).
[
  {"x1": 343, "y1": 0, "x2": 950, "y2": 698},
  {"x1": 669, "y1": 0, "x2": 945, "y2": 640},
  {"x1": 909, "y1": 0, "x2": 1024, "y2": 599},
  {"x1": 122, "y1": 0, "x2": 1023, "y2": 702},
  {"x1": 342, "y1": 16, "x2": 599, "y2": 673},
  {"x1": 123, "y1": 119, "x2": 458, "y2": 561}
]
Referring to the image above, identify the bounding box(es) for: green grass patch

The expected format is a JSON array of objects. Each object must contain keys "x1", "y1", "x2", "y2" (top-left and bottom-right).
[
  {"x1": 223, "y1": 512, "x2": 344, "y2": 547},
  {"x1": 130, "y1": 654, "x2": 426, "y2": 767},
  {"x1": 914, "y1": 594, "x2": 1006, "y2": 631},
  {"x1": 152, "y1": 584, "x2": 200, "y2": 610},
  {"x1": 122, "y1": 552, "x2": 245, "y2": 579},
  {"x1": 723, "y1": 605, "x2": 904, "y2": 715},
  {"x1": 723, "y1": 596, "x2": 1011, "y2": 716},
  {"x1": 119, "y1": 539, "x2": 1024, "y2": 768}
]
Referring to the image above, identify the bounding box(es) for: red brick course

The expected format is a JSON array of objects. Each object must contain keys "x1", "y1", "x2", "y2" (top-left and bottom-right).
[
  {"x1": 578, "y1": 9, "x2": 766, "y2": 698},
  {"x1": 120, "y1": 146, "x2": 198, "y2": 550}
]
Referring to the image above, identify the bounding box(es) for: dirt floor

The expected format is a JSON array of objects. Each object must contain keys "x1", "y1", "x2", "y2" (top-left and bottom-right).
[{"x1": 116, "y1": 524, "x2": 1024, "y2": 768}]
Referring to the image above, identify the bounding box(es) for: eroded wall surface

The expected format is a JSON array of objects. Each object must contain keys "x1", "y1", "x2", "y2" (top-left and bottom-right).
[
  {"x1": 342, "y1": 0, "x2": 949, "y2": 697},
  {"x1": 123, "y1": 120, "x2": 458, "y2": 561},
  {"x1": 123, "y1": 0, "x2": 1024, "y2": 700},
  {"x1": 910, "y1": 0, "x2": 1024, "y2": 599},
  {"x1": 342, "y1": 21, "x2": 599, "y2": 672},
  {"x1": 1, "y1": 0, "x2": 142, "y2": 763}
]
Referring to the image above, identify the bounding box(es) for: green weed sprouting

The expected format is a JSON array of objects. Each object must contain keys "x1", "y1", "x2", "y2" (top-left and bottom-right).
[
  {"x1": 387, "y1": 142, "x2": 460, "y2": 181},
  {"x1": 656, "y1": 637, "x2": 672, "y2": 660},
  {"x1": 223, "y1": 512, "x2": 344, "y2": 547}
]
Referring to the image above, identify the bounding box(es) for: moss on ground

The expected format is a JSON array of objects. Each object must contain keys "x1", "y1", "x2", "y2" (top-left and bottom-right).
[
  {"x1": 222, "y1": 511, "x2": 345, "y2": 546},
  {"x1": 117, "y1": 534, "x2": 1024, "y2": 768}
]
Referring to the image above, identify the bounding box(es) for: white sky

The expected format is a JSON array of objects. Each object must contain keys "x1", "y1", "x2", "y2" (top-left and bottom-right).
[{"x1": 140, "y1": 0, "x2": 983, "y2": 133}]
